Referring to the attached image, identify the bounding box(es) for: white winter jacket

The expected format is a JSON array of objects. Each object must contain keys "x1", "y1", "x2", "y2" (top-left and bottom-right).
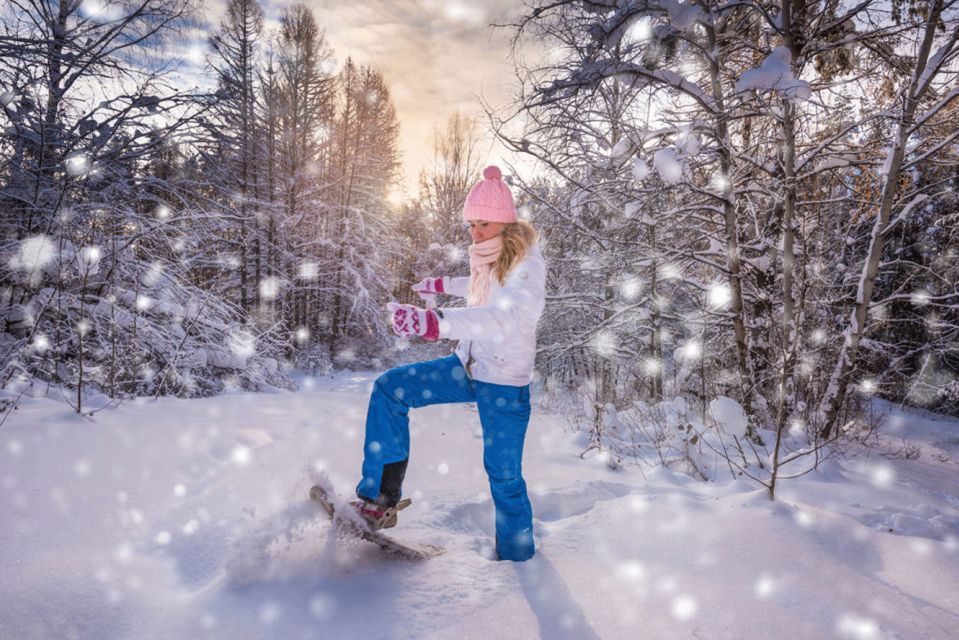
[{"x1": 436, "y1": 243, "x2": 547, "y2": 387}]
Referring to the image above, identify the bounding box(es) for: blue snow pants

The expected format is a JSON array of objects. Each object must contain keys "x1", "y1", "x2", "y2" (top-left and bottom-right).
[{"x1": 356, "y1": 354, "x2": 535, "y2": 562}]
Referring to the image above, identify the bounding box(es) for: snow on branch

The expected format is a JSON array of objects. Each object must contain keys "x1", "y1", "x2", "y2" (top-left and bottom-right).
[
  {"x1": 541, "y1": 60, "x2": 719, "y2": 113},
  {"x1": 734, "y1": 47, "x2": 811, "y2": 102}
]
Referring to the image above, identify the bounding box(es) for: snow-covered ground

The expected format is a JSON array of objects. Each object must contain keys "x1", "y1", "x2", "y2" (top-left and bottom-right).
[{"x1": 2, "y1": 373, "x2": 958, "y2": 639}]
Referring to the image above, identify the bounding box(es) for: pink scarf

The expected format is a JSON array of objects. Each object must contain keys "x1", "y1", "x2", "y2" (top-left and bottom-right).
[{"x1": 467, "y1": 236, "x2": 503, "y2": 307}]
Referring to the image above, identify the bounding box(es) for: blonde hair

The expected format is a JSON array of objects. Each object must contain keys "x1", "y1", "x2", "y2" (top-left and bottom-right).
[{"x1": 494, "y1": 219, "x2": 538, "y2": 285}]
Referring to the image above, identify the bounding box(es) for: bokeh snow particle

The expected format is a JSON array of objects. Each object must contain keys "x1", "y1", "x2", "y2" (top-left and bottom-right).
[
  {"x1": 658, "y1": 263, "x2": 683, "y2": 280},
  {"x1": 32, "y1": 334, "x2": 50, "y2": 354},
  {"x1": 10, "y1": 235, "x2": 57, "y2": 285},
  {"x1": 616, "y1": 561, "x2": 646, "y2": 583},
  {"x1": 712, "y1": 174, "x2": 730, "y2": 190},
  {"x1": 259, "y1": 276, "x2": 281, "y2": 301},
  {"x1": 259, "y1": 602, "x2": 281, "y2": 625},
  {"x1": 793, "y1": 509, "x2": 814, "y2": 528},
  {"x1": 295, "y1": 327, "x2": 310, "y2": 344},
  {"x1": 754, "y1": 575, "x2": 776, "y2": 599},
  {"x1": 591, "y1": 330, "x2": 619, "y2": 358},
  {"x1": 227, "y1": 330, "x2": 256, "y2": 358},
  {"x1": 65, "y1": 154, "x2": 91, "y2": 176},
  {"x1": 671, "y1": 595, "x2": 697, "y2": 620},
  {"x1": 653, "y1": 148, "x2": 684, "y2": 184},
  {"x1": 679, "y1": 341, "x2": 701, "y2": 360},
  {"x1": 156, "y1": 204, "x2": 172, "y2": 219},
  {"x1": 632, "y1": 158, "x2": 650, "y2": 182},
  {"x1": 80, "y1": 0, "x2": 125, "y2": 20},
  {"x1": 309, "y1": 594, "x2": 336, "y2": 620},
  {"x1": 297, "y1": 262, "x2": 319, "y2": 280},
  {"x1": 620, "y1": 274, "x2": 643, "y2": 301},
  {"x1": 74, "y1": 459, "x2": 91, "y2": 477},
  {"x1": 628, "y1": 495, "x2": 648, "y2": 512},
  {"x1": 789, "y1": 420, "x2": 804, "y2": 437},
  {"x1": 142, "y1": 261, "x2": 164, "y2": 286},
  {"x1": 909, "y1": 290, "x2": 931, "y2": 307},
  {"x1": 437, "y1": 462, "x2": 450, "y2": 476},
  {"x1": 231, "y1": 446, "x2": 251, "y2": 466},
  {"x1": 444, "y1": 3, "x2": 486, "y2": 26},
  {"x1": 115, "y1": 542, "x2": 135, "y2": 562},
  {"x1": 78, "y1": 246, "x2": 101, "y2": 275},
  {"x1": 868, "y1": 463, "x2": 895, "y2": 489},
  {"x1": 136, "y1": 295, "x2": 153, "y2": 311},
  {"x1": 707, "y1": 283, "x2": 731, "y2": 309},
  {"x1": 174, "y1": 483, "x2": 186, "y2": 497},
  {"x1": 836, "y1": 613, "x2": 881, "y2": 639}
]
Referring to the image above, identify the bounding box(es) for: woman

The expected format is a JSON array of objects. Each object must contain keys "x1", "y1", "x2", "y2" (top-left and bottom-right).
[{"x1": 353, "y1": 166, "x2": 546, "y2": 562}]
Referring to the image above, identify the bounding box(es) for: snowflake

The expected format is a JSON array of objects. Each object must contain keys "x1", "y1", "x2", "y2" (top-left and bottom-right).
[
  {"x1": 78, "y1": 246, "x2": 101, "y2": 275},
  {"x1": 228, "y1": 330, "x2": 256, "y2": 358},
  {"x1": 679, "y1": 341, "x2": 701, "y2": 360},
  {"x1": 910, "y1": 290, "x2": 931, "y2": 307},
  {"x1": 835, "y1": 613, "x2": 881, "y2": 639},
  {"x1": 10, "y1": 235, "x2": 57, "y2": 285},
  {"x1": 32, "y1": 334, "x2": 50, "y2": 354},
  {"x1": 619, "y1": 274, "x2": 643, "y2": 301},
  {"x1": 753, "y1": 575, "x2": 776, "y2": 599},
  {"x1": 79, "y1": 0, "x2": 125, "y2": 21},
  {"x1": 65, "y1": 154, "x2": 91, "y2": 176},
  {"x1": 592, "y1": 330, "x2": 619, "y2": 357},
  {"x1": 707, "y1": 283, "x2": 731, "y2": 308},
  {"x1": 297, "y1": 262, "x2": 319, "y2": 280},
  {"x1": 671, "y1": 594, "x2": 697, "y2": 620},
  {"x1": 259, "y1": 277, "x2": 281, "y2": 301}
]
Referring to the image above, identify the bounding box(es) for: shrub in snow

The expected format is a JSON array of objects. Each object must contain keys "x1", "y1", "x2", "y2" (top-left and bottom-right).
[
  {"x1": 932, "y1": 381, "x2": 959, "y2": 416},
  {"x1": 0, "y1": 255, "x2": 294, "y2": 403}
]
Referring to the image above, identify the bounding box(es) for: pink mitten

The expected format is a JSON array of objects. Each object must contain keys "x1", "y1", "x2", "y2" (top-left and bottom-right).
[
  {"x1": 411, "y1": 277, "x2": 445, "y2": 307},
  {"x1": 387, "y1": 302, "x2": 440, "y2": 341}
]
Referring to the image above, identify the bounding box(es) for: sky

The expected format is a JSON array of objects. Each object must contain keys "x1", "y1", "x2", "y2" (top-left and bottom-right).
[{"x1": 201, "y1": 0, "x2": 542, "y2": 201}]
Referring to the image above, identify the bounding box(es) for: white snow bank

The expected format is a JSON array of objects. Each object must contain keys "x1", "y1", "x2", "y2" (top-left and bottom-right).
[{"x1": 1, "y1": 379, "x2": 958, "y2": 639}]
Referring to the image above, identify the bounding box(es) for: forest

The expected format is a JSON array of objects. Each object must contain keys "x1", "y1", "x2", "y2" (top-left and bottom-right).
[{"x1": 1, "y1": 0, "x2": 957, "y2": 498}]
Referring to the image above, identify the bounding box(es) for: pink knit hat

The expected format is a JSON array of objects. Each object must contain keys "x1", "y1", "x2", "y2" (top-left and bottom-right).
[{"x1": 462, "y1": 166, "x2": 517, "y2": 223}]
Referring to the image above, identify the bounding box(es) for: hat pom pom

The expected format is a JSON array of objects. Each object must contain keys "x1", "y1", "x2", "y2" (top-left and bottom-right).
[{"x1": 483, "y1": 165, "x2": 502, "y2": 181}]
